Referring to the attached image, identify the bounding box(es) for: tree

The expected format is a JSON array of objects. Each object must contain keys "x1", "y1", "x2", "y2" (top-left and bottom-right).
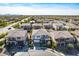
[
  {"x1": 13, "y1": 23, "x2": 20, "y2": 29},
  {"x1": 27, "y1": 17, "x2": 34, "y2": 22},
  {"x1": 0, "y1": 20, "x2": 8, "y2": 27},
  {"x1": 51, "y1": 40, "x2": 57, "y2": 49},
  {"x1": 0, "y1": 41, "x2": 4, "y2": 46}
]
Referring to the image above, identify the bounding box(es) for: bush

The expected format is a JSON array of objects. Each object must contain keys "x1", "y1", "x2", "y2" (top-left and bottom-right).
[
  {"x1": 0, "y1": 41, "x2": 4, "y2": 46},
  {"x1": 28, "y1": 30, "x2": 32, "y2": 33},
  {"x1": 67, "y1": 43, "x2": 74, "y2": 50},
  {"x1": 0, "y1": 34, "x2": 5, "y2": 39},
  {"x1": 76, "y1": 43, "x2": 79, "y2": 50},
  {"x1": 0, "y1": 20, "x2": 9, "y2": 27},
  {"x1": 0, "y1": 33, "x2": 7, "y2": 47},
  {"x1": 0, "y1": 33, "x2": 8, "y2": 39}
]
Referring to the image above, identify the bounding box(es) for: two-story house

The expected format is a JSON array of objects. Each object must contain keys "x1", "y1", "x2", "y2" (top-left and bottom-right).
[
  {"x1": 49, "y1": 30, "x2": 75, "y2": 49},
  {"x1": 32, "y1": 23, "x2": 42, "y2": 29},
  {"x1": 21, "y1": 23, "x2": 32, "y2": 31},
  {"x1": 5, "y1": 29, "x2": 28, "y2": 48},
  {"x1": 53, "y1": 22, "x2": 65, "y2": 30},
  {"x1": 31, "y1": 29, "x2": 51, "y2": 47}
]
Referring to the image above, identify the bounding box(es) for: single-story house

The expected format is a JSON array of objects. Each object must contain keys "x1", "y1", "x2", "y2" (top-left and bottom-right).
[
  {"x1": 5, "y1": 29, "x2": 28, "y2": 48},
  {"x1": 31, "y1": 29, "x2": 51, "y2": 47},
  {"x1": 49, "y1": 30, "x2": 75, "y2": 48},
  {"x1": 32, "y1": 23, "x2": 43, "y2": 29},
  {"x1": 21, "y1": 23, "x2": 32, "y2": 30}
]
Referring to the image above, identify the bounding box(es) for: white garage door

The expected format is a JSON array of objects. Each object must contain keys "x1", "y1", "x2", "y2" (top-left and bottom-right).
[{"x1": 34, "y1": 40, "x2": 40, "y2": 43}]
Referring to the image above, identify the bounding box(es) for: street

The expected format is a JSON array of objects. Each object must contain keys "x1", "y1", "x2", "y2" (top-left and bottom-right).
[{"x1": 0, "y1": 17, "x2": 30, "y2": 34}]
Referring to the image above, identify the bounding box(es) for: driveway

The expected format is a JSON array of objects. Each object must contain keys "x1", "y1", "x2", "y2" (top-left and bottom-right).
[
  {"x1": 2, "y1": 44, "x2": 29, "y2": 56},
  {"x1": 14, "y1": 49, "x2": 64, "y2": 56}
]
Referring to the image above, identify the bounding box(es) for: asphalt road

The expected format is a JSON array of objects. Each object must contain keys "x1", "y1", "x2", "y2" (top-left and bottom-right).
[{"x1": 0, "y1": 17, "x2": 30, "y2": 34}]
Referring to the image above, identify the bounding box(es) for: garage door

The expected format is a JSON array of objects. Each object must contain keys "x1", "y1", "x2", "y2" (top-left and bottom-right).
[{"x1": 34, "y1": 40, "x2": 40, "y2": 43}]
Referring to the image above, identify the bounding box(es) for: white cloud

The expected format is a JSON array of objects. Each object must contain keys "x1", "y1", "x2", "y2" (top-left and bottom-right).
[{"x1": 0, "y1": 6, "x2": 79, "y2": 15}]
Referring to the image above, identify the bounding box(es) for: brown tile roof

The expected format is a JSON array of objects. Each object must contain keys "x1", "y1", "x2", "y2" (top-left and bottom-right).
[
  {"x1": 49, "y1": 30, "x2": 74, "y2": 40},
  {"x1": 6, "y1": 29, "x2": 27, "y2": 37}
]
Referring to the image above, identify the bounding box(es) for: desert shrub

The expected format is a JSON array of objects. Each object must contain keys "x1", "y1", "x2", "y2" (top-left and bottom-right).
[
  {"x1": 67, "y1": 43, "x2": 74, "y2": 50},
  {"x1": 0, "y1": 33, "x2": 8, "y2": 39}
]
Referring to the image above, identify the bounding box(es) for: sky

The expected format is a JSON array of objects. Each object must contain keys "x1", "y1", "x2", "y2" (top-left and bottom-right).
[{"x1": 0, "y1": 3, "x2": 79, "y2": 15}]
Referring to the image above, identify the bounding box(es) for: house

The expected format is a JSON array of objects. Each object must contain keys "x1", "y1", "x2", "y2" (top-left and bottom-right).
[
  {"x1": 49, "y1": 30, "x2": 75, "y2": 48},
  {"x1": 65, "y1": 23, "x2": 79, "y2": 30},
  {"x1": 43, "y1": 19, "x2": 53, "y2": 23},
  {"x1": 43, "y1": 20, "x2": 49, "y2": 23},
  {"x1": 30, "y1": 20, "x2": 35, "y2": 24},
  {"x1": 6, "y1": 18, "x2": 14, "y2": 22},
  {"x1": 52, "y1": 22, "x2": 65, "y2": 30},
  {"x1": 34, "y1": 19, "x2": 43, "y2": 23},
  {"x1": 5, "y1": 29, "x2": 28, "y2": 48},
  {"x1": 21, "y1": 23, "x2": 32, "y2": 30},
  {"x1": 31, "y1": 29, "x2": 51, "y2": 47},
  {"x1": 73, "y1": 30, "x2": 79, "y2": 42},
  {"x1": 43, "y1": 23, "x2": 52, "y2": 29},
  {"x1": 72, "y1": 21, "x2": 79, "y2": 26},
  {"x1": 32, "y1": 23, "x2": 42, "y2": 29}
]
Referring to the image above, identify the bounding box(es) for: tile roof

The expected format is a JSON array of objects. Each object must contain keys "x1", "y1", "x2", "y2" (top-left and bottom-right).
[
  {"x1": 6, "y1": 29, "x2": 27, "y2": 37},
  {"x1": 32, "y1": 29, "x2": 49, "y2": 36},
  {"x1": 32, "y1": 23, "x2": 42, "y2": 26},
  {"x1": 21, "y1": 23, "x2": 31, "y2": 26},
  {"x1": 74, "y1": 30, "x2": 79, "y2": 36},
  {"x1": 49, "y1": 30, "x2": 74, "y2": 39}
]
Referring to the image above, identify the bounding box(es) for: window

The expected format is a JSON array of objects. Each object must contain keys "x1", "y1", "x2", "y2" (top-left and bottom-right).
[
  {"x1": 60, "y1": 39, "x2": 65, "y2": 42},
  {"x1": 35, "y1": 35, "x2": 41, "y2": 39},
  {"x1": 12, "y1": 37, "x2": 16, "y2": 41},
  {"x1": 17, "y1": 37, "x2": 21, "y2": 39},
  {"x1": 45, "y1": 35, "x2": 48, "y2": 38},
  {"x1": 8, "y1": 37, "x2": 15, "y2": 41},
  {"x1": 42, "y1": 35, "x2": 48, "y2": 38},
  {"x1": 61, "y1": 43, "x2": 65, "y2": 46},
  {"x1": 37, "y1": 36, "x2": 41, "y2": 38}
]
